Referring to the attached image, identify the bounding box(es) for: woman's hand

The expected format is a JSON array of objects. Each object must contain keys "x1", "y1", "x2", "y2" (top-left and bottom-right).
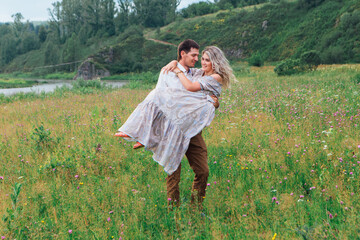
[
  {"x1": 211, "y1": 95, "x2": 220, "y2": 109},
  {"x1": 162, "y1": 60, "x2": 178, "y2": 74}
]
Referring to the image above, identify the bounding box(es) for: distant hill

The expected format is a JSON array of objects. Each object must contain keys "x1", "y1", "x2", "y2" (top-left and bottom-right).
[
  {"x1": 150, "y1": 0, "x2": 360, "y2": 64},
  {"x1": 31, "y1": 21, "x2": 48, "y2": 27},
  {"x1": 2, "y1": 0, "x2": 360, "y2": 74}
]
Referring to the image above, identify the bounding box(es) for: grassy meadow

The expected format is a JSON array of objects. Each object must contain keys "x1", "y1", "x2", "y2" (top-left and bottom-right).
[{"x1": 1, "y1": 64, "x2": 360, "y2": 239}]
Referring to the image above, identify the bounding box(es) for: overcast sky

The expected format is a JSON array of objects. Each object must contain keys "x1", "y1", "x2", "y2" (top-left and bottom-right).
[{"x1": 0, "y1": 0, "x2": 208, "y2": 23}]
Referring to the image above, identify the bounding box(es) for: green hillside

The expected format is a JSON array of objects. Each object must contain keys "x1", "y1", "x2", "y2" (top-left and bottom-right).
[
  {"x1": 1, "y1": 0, "x2": 360, "y2": 75},
  {"x1": 152, "y1": 0, "x2": 360, "y2": 63}
]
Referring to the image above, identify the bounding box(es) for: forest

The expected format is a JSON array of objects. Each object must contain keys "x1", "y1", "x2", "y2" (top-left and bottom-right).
[{"x1": 0, "y1": 0, "x2": 359, "y2": 75}]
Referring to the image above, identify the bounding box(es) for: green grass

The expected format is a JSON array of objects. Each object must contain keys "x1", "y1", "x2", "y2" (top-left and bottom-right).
[
  {"x1": 102, "y1": 71, "x2": 159, "y2": 89},
  {"x1": 0, "y1": 78, "x2": 39, "y2": 88},
  {"x1": 42, "y1": 72, "x2": 76, "y2": 80},
  {"x1": 0, "y1": 64, "x2": 360, "y2": 239},
  {"x1": 0, "y1": 72, "x2": 76, "y2": 80}
]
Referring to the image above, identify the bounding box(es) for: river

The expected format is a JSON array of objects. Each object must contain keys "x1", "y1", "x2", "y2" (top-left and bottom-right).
[{"x1": 0, "y1": 80, "x2": 128, "y2": 96}]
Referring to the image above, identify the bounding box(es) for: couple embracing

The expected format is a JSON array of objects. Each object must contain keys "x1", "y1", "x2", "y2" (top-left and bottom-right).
[{"x1": 115, "y1": 39, "x2": 235, "y2": 207}]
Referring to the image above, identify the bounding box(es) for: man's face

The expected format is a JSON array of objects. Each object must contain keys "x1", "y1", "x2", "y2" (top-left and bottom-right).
[{"x1": 181, "y1": 48, "x2": 199, "y2": 68}]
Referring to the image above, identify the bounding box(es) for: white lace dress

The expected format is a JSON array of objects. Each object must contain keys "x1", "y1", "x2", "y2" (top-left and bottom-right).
[{"x1": 118, "y1": 69, "x2": 222, "y2": 175}]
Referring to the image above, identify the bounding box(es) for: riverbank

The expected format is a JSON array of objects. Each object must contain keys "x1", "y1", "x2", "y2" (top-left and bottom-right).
[
  {"x1": 0, "y1": 70, "x2": 159, "y2": 90},
  {"x1": 0, "y1": 79, "x2": 129, "y2": 104},
  {"x1": 0, "y1": 79, "x2": 40, "y2": 89}
]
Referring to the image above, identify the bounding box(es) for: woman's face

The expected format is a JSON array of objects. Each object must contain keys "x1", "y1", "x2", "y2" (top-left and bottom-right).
[{"x1": 201, "y1": 53, "x2": 213, "y2": 74}]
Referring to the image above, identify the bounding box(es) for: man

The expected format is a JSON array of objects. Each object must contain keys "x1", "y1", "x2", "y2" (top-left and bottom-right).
[{"x1": 158, "y1": 39, "x2": 219, "y2": 207}]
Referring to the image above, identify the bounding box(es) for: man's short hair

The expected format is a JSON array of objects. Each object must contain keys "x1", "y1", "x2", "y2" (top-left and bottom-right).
[{"x1": 177, "y1": 39, "x2": 200, "y2": 61}]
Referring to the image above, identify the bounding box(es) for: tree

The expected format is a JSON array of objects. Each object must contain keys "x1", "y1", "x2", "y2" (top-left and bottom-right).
[
  {"x1": 44, "y1": 41, "x2": 60, "y2": 65},
  {"x1": 83, "y1": 0, "x2": 102, "y2": 36},
  {"x1": 38, "y1": 25, "x2": 48, "y2": 43},
  {"x1": 297, "y1": 0, "x2": 325, "y2": 9},
  {"x1": 62, "y1": 33, "x2": 81, "y2": 71},
  {"x1": 0, "y1": 34, "x2": 17, "y2": 64},
  {"x1": 116, "y1": 0, "x2": 133, "y2": 32},
  {"x1": 48, "y1": 1, "x2": 64, "y2": 44},
  {"x1": 11, "y1": 13, "x2": 24, "y2": 37},
  {"x1": 101, "y1": 0, "x2": 116, "y2": 36},
  {"x1": 20, "y1": 32, "x2": 40, "y2": 54},
  {"x1": 133, "y1": 0, "x2": 179, "y2": 27}
]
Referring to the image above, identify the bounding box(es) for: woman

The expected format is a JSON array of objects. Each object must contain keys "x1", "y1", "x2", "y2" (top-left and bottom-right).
[{"x1": 116, "y1": 46, "x2": 235, "y2": 174}]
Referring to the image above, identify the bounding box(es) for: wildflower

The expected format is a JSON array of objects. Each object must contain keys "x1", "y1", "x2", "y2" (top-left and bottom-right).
[
  {"x1": 329, "y1": 213, "x2": 333, "y2": 219},
  {"x1": 68, "y1": 230, "x2": 73, "y2": 234},
  {"x1": 107, "y1": 217, "x2": 111, "y2": 222},
  {"x1": 290, "y1": 193, "x2": 293, "y2": 196},
  {"x1": 168, "y1": 198, "x2": 171, "y2": 201},
  {"x1": 272, "y1": 197, "x2": 277, "y2": 202},
  {"x1": 0, "y1": 176, "x2": 3, "y2": 180},
  {"x1": 272, "y1": 233, "x2": 277, "y2": 240},
  {"x1": 1, "y1": 236, "x2": 5, "y2": 239},
  {"x1": 299, "y1": 195, "x2": 304, "y2": 198},
  {"x1": 75, "y1": 175, "x2": 79, "y2": 178}
]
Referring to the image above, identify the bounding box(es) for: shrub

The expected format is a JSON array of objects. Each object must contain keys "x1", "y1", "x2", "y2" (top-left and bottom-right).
[
  {"x1": 248, "y1": 52, "x2": 264, "y2": 67},
  {"x1": 274, "y1": 59, "x2": 302, "y2": 76},
  {"x1": 321, "y1": 46, "x2": 344, "y2": 64},
  {"x1": 275, "y1": 50, "x2": 321, "y2": 76},
  {"x1": 72, "y1": 79, "x2": 104, "y2": 89},
  {"x1": 300, "y1": 50, "x2": 321, "y2": 71},
  {"x1": 31, "y1": 125, "x2": 56, "y2": 150},
  {"x1": 352, "y1": 73, "x2": 360, "y2": 85}
]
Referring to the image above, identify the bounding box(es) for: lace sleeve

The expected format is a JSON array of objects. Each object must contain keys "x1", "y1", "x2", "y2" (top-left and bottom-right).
[{"x1": 197, "y1": 76, "x2": 222, "y2": 97}]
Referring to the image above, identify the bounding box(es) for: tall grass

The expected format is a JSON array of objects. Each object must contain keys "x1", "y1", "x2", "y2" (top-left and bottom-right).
[
  {"x1": 0, "y1": 64, "x2": 360, "y2": 239},
  {"x1": 0, "y1": 79, "x2": 39, "y2": 89}
]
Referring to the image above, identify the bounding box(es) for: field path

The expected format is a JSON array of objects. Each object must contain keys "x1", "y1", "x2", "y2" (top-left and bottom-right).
[{"x1": 146, "y1": 38, "x2": 177, "y2": 47}]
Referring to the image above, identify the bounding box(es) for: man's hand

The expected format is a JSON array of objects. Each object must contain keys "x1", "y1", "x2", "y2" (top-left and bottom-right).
[{"x1": 211, "y1": 95, "x2": 219, "y2": 109}]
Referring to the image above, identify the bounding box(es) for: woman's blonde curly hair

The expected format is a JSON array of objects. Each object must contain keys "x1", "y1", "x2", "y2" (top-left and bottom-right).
[{"x1": 202, "y1": 46, "x2": 235, "y2": 89}]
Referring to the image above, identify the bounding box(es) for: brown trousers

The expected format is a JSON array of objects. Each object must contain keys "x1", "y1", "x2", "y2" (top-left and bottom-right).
[{"x1": 166, "y1": 131, "x2": 209, "y2": 205}]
